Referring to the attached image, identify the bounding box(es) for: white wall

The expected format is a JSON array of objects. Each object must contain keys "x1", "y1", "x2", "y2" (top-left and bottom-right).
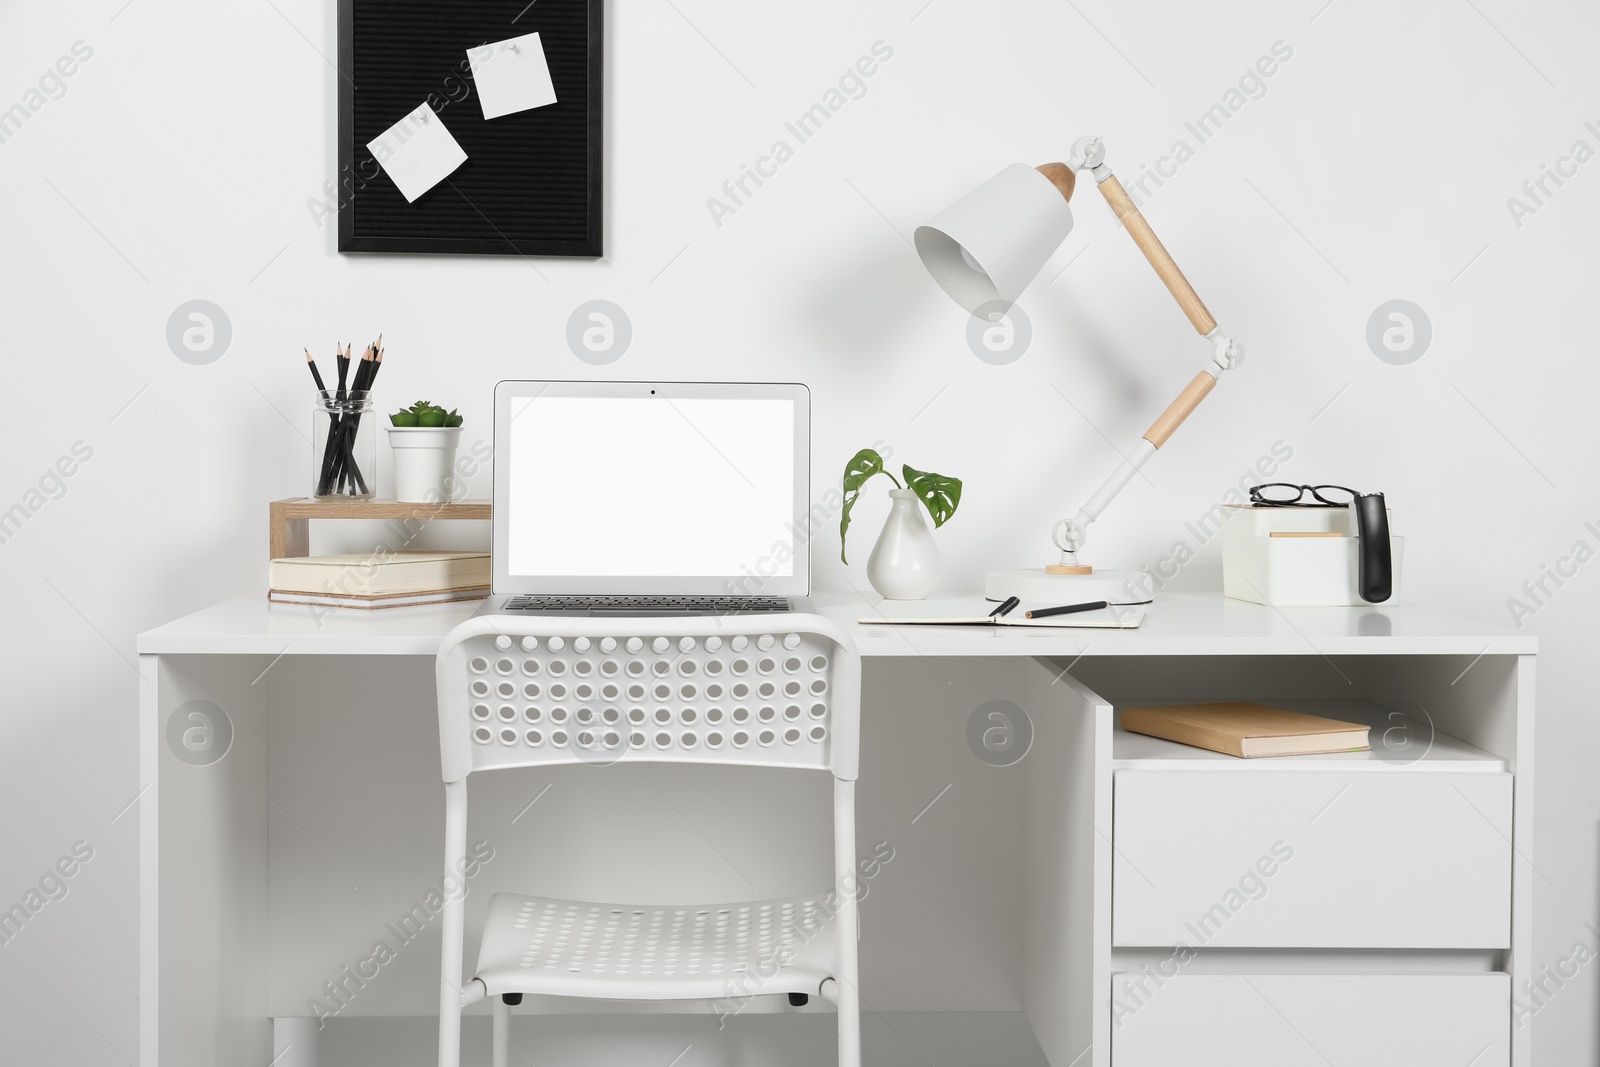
[{"x1": 1, "y1": 0, "x2": 1596, "y2": 1061}]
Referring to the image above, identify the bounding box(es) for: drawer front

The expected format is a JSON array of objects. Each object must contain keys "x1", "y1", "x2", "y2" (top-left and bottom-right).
[
  {"x1": 1112, "y1": 974, "x2": 1509, "y2": 1066},
  {"x1": 1113, "y1": 770, "x2": 1511, "y2": 948}
]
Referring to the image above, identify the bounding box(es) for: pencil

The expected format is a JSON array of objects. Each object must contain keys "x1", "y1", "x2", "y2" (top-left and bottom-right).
[
  {"x1": 304, "y1": 348, "x2": 327, "y2": 393},
  {"x1": 351, "y1": 339, "x2": 383, "y2": 492},
  {"x1": 339, "y1": 342, "x2": 378, "y2": 496},
  {"x1": 311, "y1": 344, "x2": 341, "y2": 496},
  {"x1": 358, "y1": 339, "x2": 383, "y2": 391},
  {"x1": 316, "y1": 348, "x2": 342, "y2": 496},
  {"x1": 328, "y1": 344, "x2": 355, "y2": 493},
  {"x1": 354, "y1": 345, "x2": 376, "y2": 392},
  {"x1": 1025, "y1": 600, "x2": 1109, "y2": 619}
]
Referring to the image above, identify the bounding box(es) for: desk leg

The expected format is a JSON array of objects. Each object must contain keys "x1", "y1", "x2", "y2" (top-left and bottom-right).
[
  {"x1": 139, "y1": 655, "x2": 158, "y2": 1067},
  {"x1": 1022, "y1": 657, "x2": 1113, "y2": 1067},
  {"x1": 1511, "y1": 654, "x2": 1535, "y2": 1067},
  {"x1": 1370, "y1": 652, "x2": 1534, "y2": 1067},
  {"x1": 140, "y1": 654, "x2": 273, "y2": 1067}
]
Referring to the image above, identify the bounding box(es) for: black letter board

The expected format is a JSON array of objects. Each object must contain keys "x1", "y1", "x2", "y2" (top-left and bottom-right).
[{"x1": 337, "y1": 0, "x2": 602, "y2": 256}]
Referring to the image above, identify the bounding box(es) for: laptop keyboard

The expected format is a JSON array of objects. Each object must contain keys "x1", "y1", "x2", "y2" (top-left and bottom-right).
[{"x1": 504, "y1": 595, "x2": 793, "y2": 613}]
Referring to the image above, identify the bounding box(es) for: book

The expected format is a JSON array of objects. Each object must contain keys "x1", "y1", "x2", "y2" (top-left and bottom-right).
[
  {"x1": 267, "y1": 586, "x2": 489, "y2": 609},
  {"x1": 858, "y1": 599, "x2": 1145, "y2": 629},
  {"x1": 269, "y1": 551, "x2": 490, "y2": 597},
  {"x1": 1120, "y1": 701, "x2": 1371, "y2": 758}
]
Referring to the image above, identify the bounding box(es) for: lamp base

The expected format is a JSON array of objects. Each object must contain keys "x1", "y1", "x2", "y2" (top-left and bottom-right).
[{"x1": 985, "y1": 567, "x2": 1153, "y2": 605}]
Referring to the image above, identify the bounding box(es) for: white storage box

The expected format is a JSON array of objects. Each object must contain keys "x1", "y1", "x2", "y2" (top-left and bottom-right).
[{"x1": 1222, "y1": 504, "x2": 1403, "y2": 606}]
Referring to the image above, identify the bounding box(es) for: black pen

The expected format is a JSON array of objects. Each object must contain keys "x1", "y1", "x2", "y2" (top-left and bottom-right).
[
  {"x1": 989, "y1": 596, "x2": 1020, "y2": 618},
  {"x1": 1026, "y1": 600, "x2": 1109, "y2": 619}
]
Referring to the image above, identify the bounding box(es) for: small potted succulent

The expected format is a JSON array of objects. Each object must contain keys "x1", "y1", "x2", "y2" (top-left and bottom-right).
[
  {"x1": 839, "y1": 447, "x2": 962, "y2": 600},
  {"x1": 387, "y1": 400, "x2": 463, "y2": 503}
]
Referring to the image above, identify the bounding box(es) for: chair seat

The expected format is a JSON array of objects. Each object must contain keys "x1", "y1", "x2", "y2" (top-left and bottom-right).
[{"x1": 473, "y1": 890, "x2": 840, "y2": 1001}]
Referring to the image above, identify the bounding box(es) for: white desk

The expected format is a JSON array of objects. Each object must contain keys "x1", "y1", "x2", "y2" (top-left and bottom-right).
[
  {"x1": 139, "y1": 592, "x2": 1534, "y2": 658},
  {"x1": 138, "y1": 593, "x2": 1535, "y2": 1067}
]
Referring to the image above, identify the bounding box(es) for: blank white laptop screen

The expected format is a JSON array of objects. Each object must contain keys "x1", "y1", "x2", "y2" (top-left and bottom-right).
[{"x1": 496, "y1": 385, "x2": 807, "y2": 595}]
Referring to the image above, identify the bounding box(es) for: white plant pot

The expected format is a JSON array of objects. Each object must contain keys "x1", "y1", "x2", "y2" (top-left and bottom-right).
[
  {"x1": 867, "y1": 488, "x2": 943, "y2": 600},
  {"x1": 387, "y1": 426, "x2": 461, "y2": 503}
]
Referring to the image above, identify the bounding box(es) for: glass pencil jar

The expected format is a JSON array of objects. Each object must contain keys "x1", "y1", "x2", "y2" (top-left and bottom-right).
[{"x1": 312, "y1": 391, "x2": 376, "y2": 500}]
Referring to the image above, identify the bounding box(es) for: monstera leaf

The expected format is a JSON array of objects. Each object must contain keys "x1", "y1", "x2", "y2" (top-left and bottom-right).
[
  {"x1": 903, "y1": 464, "x2": 962, "y2": 528},
  {"x1": 839, "y1": 450, "x2": 965, "y2": 564},
  {"x1": 839, "y1": 448, "x2": 899, "y2": 564}
]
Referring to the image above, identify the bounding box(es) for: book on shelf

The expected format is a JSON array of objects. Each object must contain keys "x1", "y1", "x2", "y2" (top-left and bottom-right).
[
  {"x1": 268, "y1": 551, "x2": 490, "y2": 608},
  {"x1": 1119, "y1": 701, "x2": 1371, "y2": 758}
]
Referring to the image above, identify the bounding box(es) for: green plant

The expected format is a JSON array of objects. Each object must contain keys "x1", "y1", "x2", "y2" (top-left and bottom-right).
[
  {"x1": 389, "y1": 400, "x2": 462, "y2": 428},
  {"x1": 839, "y1": 447, "x2": 962, "y2": 564}
]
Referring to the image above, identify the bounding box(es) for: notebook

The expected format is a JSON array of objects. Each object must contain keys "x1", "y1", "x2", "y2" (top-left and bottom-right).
[
  {"x1": 858, "y1": 599, "x2": 1145, "y2": 629},
  {"x1": 1120, "y1": 702, "x2": 1371, "y2": 758}
]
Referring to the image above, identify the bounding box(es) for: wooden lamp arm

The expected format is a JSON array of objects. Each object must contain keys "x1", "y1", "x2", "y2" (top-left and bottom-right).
[
  {"x1": 1095, "y1": 175, "x2": 1217, "y2": 336},
  {"x1": 1142, "y1": 370, "x2": 1218, "y2": 449},
  {"x1": 1043, "y1": 138, "x2": 1243, "y2": 567},
  {"x1": 1099, "y1": 170, "x2": 1228, "y2": 451}
]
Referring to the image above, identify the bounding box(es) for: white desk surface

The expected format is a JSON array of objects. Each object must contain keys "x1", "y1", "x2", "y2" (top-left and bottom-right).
[{"x1": 137, "y1": 591, "x2": 1534, "y2": 658}]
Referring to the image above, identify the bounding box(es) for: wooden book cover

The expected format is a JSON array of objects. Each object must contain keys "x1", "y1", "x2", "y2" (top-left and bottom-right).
[{"x1": 1120, "y1": 701, "x2": 1371, "y2": 758}]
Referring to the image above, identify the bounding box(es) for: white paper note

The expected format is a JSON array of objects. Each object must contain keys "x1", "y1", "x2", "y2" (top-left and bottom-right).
[
  {"x1": 468, "y1": 32, "x2": 558, "y2": 121},
  {"x1": 367, "y1": 104, "x2": 467, "y2": 203}
]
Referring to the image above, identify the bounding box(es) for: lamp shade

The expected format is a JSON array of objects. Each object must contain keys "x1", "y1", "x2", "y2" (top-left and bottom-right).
[{"x1": 913, "y1": 163, "x2": 1074, "y2": 320}]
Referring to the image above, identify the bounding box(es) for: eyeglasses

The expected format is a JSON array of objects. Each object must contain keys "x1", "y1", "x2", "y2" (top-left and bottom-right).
[{"x1": 1249, "y1": 483, "x2": 1358, "y2": 508}]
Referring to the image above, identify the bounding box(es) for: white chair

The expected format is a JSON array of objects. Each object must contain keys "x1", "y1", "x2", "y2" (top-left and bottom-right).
[{"x1": 434, "y1": 614, "x2": 862, "y2": 1067}]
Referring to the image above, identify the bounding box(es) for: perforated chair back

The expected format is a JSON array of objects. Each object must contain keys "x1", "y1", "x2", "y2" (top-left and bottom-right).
[{"x1": 436, "y1": 614, "x2": 861, "y2": 783}]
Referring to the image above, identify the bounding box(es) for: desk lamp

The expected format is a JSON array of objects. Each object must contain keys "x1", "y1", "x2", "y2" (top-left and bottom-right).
[{"x1": 914, "y1": 136, "x2": 1244, "y2": 604}]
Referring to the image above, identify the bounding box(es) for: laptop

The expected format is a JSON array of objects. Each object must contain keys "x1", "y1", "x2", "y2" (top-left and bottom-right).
[{"x1": 489, "y1": 381, "x2": 813, "y2": 616}]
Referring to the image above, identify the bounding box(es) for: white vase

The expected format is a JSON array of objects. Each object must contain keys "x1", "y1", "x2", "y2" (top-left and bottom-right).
[
  {"x1": 387, "y1": 426, "x2": 461, "y2": 503},
  {"x1": 867, "y1": 488, "x2": 943, "y2": 600}
]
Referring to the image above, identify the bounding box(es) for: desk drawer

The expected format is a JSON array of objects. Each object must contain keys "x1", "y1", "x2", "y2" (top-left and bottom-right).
[
  {"x1": 1111, "y1": 974, "x2": 1508, "y2": 1066},
  {"x1": 1112, "y1": 770, "x2": 1511, "y2": 948}
]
